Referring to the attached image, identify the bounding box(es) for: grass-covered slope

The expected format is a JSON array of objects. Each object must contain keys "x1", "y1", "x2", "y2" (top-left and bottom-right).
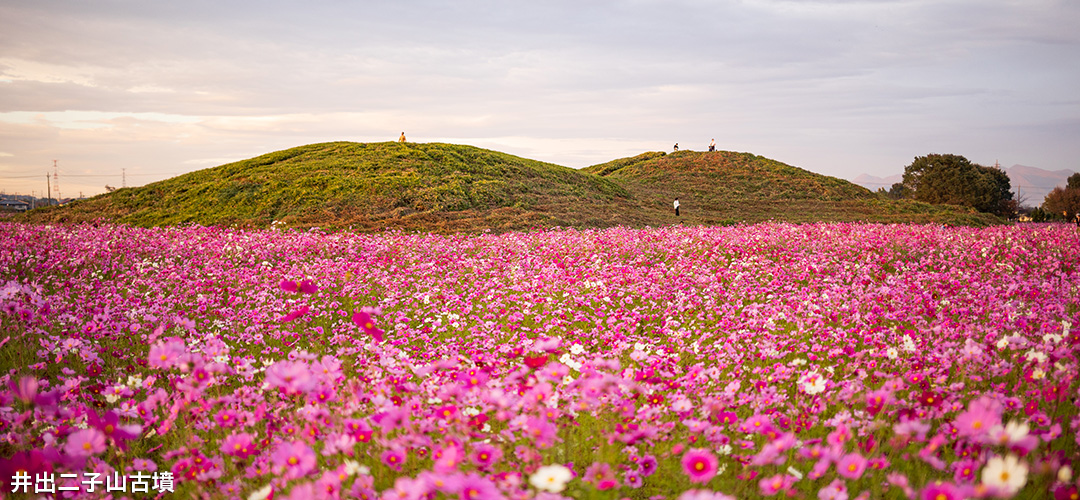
[
  {"x1": 22, "y1": 143, "x2": 1002, "y2": 231},
  {"x1": 584, "y1": 150, "x2": 1001, "y2": 226},
  {"x1": 23, "y1": 142, "x2": 638, "y2": 232}
]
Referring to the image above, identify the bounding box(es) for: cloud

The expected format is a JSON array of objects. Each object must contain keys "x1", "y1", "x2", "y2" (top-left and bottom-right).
[{"x1": 0, "y1": 0, "x2": 1078, "y2": 197}]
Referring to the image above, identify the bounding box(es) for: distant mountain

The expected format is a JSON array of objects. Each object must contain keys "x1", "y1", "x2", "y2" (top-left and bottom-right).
[
  {"x1": 1005, "y1": 165, "x2": 1076, "y2": 206},
  {"x1": 851, "y1": 165, "x2": 1076, "y2": 207},
  {"x1": 852, "y1": 173, "x2": 903, "y2": 192}
]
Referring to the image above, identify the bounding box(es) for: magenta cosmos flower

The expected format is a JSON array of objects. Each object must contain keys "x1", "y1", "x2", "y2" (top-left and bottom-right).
[
  {"x1": 681, "y1": 448, "x2": 719, "y2": 484},
  {"x1": 352, "y1": 309, "x2": 384, "y2": 342}
]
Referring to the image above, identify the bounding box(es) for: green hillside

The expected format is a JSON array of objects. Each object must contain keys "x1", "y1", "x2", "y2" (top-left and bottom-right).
[
  {"x1": 20, "y1": 142, "x2": 1001, "y2": 231},
  {"x1": 584, "y1": 150, "x2": 1000, "y2": 226},
  {"x1": 23, "y1": 142, "x2": 643, "y2": 231}
]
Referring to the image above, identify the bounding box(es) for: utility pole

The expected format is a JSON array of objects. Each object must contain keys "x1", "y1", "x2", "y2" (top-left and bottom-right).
[
  {"x1": 122, "y1": 168, "x2": 127, "y2": 188},
  {"x1": 46, "y1": 174, "x2": 52, "y2": 207}
]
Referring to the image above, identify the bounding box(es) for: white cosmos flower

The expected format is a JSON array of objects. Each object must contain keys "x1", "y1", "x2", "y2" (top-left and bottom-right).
[
  {"x1": 530, "y1": 464, "x2": 573, "y2": 493},
  {"x1": 993, "y1": 421, "x2": 1030, "y2": 445},
  {"x1": 248, "y1": 484, "x2": 273, "y2": 500},
  {"x1": 798, "y1": 372, "x2": 826, "y2": 395},
  {"x1": 981, "y1": 454, "x2": 1027, "y2": 495},
  {"x1": 901, "y1": 334, "x2": 917, "y2": 352}
]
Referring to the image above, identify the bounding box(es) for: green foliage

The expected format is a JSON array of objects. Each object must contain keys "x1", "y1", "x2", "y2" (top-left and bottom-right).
[
  {"x1": 887, "y1": 182, "x2": 911, "y2": 200},
  {"x1": 1030, "y1": 207, "x2": 1048, "y2": 222},
  {"x1": 900, "y1": 154, "x2": 1014, "y2": 216},
  {"x1": 1068, "y1": 172, "x2": 1080, "y2": 190}
]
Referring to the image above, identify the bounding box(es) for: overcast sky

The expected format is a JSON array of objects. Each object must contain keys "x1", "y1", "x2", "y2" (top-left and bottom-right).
[{"x1": 2, "y1": 0, "x2": 1078, "y2": 198}]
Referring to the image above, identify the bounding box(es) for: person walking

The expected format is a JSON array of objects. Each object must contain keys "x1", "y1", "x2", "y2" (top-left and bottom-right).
[
  {"x1": 709, "y1": 139, "x2": 716, "y2": 152},
  {"x1": 673, "y1": 143, "x2": 679, "y2": 152},
  {"x1": 674, "y1": 198, "x2": 680, "y2": 217},
  {"x1": 399, "y1": 132, "x2": 407, "y2": 143}
]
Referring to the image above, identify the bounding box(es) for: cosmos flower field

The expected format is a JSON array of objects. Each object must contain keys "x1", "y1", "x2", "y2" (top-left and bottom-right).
[{"x1": 0, "y1": 222, "x2": 1078, "y2": 500}]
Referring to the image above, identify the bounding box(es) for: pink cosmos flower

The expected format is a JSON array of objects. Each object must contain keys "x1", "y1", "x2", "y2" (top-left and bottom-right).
[
  {"x1": 679, "y1": 491, "x2": 737, "y2": 500},
  {"x1": 818, "y1": 479, "x2": 848, "y2": 500},
  {"x1": 215, "y1": 409, "x2": 240, "y2": 428},
  {"x1": 583, "y1": 462, "x2": 619, "y2": 490},
  {"x1": 265, "y1": 360, "x2": 315, "y2": 394},
  {"x1": 740, "y1": 414, "x2": 774, "y2": 435},
  {"x1": 639, "y1": 455, "x2": 659, "y2": 476},
  {"x1": 681, "y1": 448, "x2": 719, "y2": 484},
  {"x1": 147, "y1": 338, "x2": 187, "y2": 369},
  {"x1": 382, "y1": 448, "x2": 407, "y2": 471},
  {"x1": 65, "y1": 428, "x2": 107, "y2": 457},
  {"x1": 132, "y1": 458, "x2": 157, "y2": 471},
  {"x1": 418, "y1": 470, "x2": 463, "y2": 495},
  {"x1": 221, "y1": 432, "x2": 257, "y2": 458},
  {"x1": 11, "y1": 376, "x2": 38, "y2": 404},
  {"x1": 836, "y1": 452, "x2": 868, "y2": 479},
  {"x1": 921, "y1": 481, "x2": 961, "y2": 500},
  {"x1": 954, "y1": 396, "x2": 1001, "y2": 440},
  {"x1": 759, "y1": 474, "x2": 796, "y2": 496},
  {"x1": 525, "y1": 416, "x2": 558, "y2": 448},
  {"x1": 272, "y1": 441, "x2": 316, "y2": 479},
  {"x1": 280, "y1": 279, "x2": 299, "y2": 292},
  {"x1": 471, "y1": 443, "x2": 502, "y2": 470},
  {"x1": 459, "y1": 473, "x2": 504, "y2": 500}
]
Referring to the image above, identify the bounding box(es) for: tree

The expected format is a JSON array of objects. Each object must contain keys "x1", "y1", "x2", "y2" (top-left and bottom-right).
[
  {"x1": 1043, "y1": 183, "x2": 1080, "y2": 220},
  {"x1": 900, "y1": 154, "x2": 1014, "y2": 217},
  {"x1": 1068, "y1": 172, "x2": 1080, "y2": 190},
  {"x1": 887, "y1": 182, "x2": 911, "y2": 200}
]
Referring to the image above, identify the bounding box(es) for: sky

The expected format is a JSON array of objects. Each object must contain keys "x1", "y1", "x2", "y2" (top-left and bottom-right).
[{"x1": 2, "y1": 0, "x2": 1078, "y2": 199}]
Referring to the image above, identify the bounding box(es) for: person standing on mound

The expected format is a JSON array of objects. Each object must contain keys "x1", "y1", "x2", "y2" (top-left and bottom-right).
[
  {"x1": 674, "y1": 198, "x2": 680, "y2": 217},
  {"x1": 399, "y1": 132, "x2": 407, "y2": 143},
  {"x1": 673, "y1": 143, "x2": 679, "y2": 152},
  {"x1": 709, "y1": 139, "x2": 716, "y2": 152}
]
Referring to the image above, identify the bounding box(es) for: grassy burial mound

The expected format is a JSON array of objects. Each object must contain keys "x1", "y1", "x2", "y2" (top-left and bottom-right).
[
  {"x1": 22, "y1": 143, "x2": 1001, "y2": 231},
  {"x1": 22, "y1": 142, "x2": 640, "y2": 232},
  {"x1": 584, "y1": 150, "x2": 1001, "y2": 226}
]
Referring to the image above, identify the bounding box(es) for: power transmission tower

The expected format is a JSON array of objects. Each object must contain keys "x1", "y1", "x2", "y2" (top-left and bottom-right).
[
  {"x1": 53, "y1": 160, "x2": 61, "y2": 203},
  {"x1": 122, "y1": 168, "x2": 127, "y2": 188}
]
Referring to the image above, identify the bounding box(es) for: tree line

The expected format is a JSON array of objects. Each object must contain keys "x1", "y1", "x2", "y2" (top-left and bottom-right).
[{"x1": 883, "y1": 153, "x2": 1079, "y2": 221}]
